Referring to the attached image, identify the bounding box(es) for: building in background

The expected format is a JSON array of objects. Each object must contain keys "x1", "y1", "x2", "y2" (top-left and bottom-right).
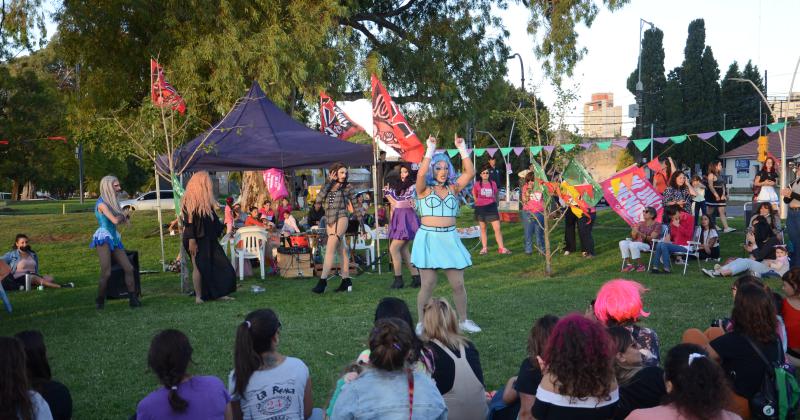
[
  {"x1": 770, "y1": 92, "x2": 800, "y2": 121},
  {"x1": 583, "y1": 93, "x2": 623, "y2": 138}
]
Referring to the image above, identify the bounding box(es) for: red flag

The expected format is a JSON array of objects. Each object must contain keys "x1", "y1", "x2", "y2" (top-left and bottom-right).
[
  {"x1": 0, "y1": 140, "x2": 8, "y2": 145},
  {"x1": 646, "y1": 159, "x2": 662, "y2": 173},
  {"x1": 150, "y1": 59, "x2": 186, "y2": 115},
  {"x1": 47, "y1": 136, "x2": 67, "y2": 143},
  {"x1": 319, "y1": 92, "x2": 365, "y2": 140},
  {"x1": 370, "y1": 75, "x2": 424, "y2": 163}
]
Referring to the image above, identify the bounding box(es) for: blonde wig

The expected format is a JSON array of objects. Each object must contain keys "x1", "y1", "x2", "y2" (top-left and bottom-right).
[
  {"x1": 99, "y1": 175, "x2": 124, "y2": 217},
  {"x1": 181, "y1": 172, "x2": 216, "y2": 222},
  {"x1": 422, "y1": 297, "x2": 468, "y2": 350}
]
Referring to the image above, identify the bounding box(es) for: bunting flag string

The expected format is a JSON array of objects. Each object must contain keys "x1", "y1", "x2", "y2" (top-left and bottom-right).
[
  {"x1": 631, "y1": 139, "x2": 651, "y2": 152},
  {"x1": 486, "y1": 147, "x2": 498, "y2": 157},
  {"x1": 718, "y1": 128, "x2": 740, "y2": 143},
  {"x1": 500, "y1": 147, "x2": 512, "y2": 156}
]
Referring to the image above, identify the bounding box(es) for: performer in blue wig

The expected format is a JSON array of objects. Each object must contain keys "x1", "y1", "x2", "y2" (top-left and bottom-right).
[{"x1": 412, "y1": 134, "x2": 481, "y2": 334}]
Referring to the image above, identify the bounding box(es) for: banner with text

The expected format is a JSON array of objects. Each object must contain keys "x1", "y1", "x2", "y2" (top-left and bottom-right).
[
  {"x1": 601, "y1": 165, "x2": 663, "y2": 227},
  {"x1": 262, "y1": 169, "x2": 288, "y2": 200}
]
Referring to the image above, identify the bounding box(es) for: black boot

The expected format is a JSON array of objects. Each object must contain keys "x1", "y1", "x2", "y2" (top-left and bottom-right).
[
  {"x1": 335, "y1": 277, "x2": 352, "y2": 292},
  {"x1": 390, "y1": 275, "x2": 404, "y2": 289},
  {"x1": 312, "y1": 277, "x2": 328, "y2": 294},
  {"x1": 128, "y1": 292, "x2": 142, "y2": 308},
  {"x1": 410, "y1": 275, "x2": 421, "y2": 288},
  {"x1": 95, "y1": 296, "x2": 105, "y2": 310}
]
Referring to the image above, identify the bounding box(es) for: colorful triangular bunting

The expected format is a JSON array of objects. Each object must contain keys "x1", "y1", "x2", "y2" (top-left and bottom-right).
[
  {"x1": 718, "y1": 128, "x2": 740, "y2": 143},
  {"x1": 632, "y1": 138, "x2": 651, "y2": 152}
]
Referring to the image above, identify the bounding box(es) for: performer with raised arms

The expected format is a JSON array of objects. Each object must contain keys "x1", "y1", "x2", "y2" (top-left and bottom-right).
[{"x1": 413, "y1": 134, "x2": 481, "y2": 334}]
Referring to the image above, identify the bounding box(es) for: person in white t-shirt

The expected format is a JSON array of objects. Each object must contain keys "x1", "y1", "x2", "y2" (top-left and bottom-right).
[
  {"x1": 229, "y1": 309, "x2": 323, "y2": 420},
  {"x1": 0, "y1": 337, "x2": 53, "y2": 420}
]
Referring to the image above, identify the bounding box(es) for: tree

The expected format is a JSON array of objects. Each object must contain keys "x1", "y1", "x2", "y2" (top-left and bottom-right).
[
  {"x1": 626, "y1": 27, "x2": 666, "y2": 139},
  {"x1": 0, "y1": 0, "x2": 47, "y2": 60}
]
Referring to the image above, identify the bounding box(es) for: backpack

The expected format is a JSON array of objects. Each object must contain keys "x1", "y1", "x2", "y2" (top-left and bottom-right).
[{"x1": 744, "y1": 336, "x2": 800, "y2": 420}]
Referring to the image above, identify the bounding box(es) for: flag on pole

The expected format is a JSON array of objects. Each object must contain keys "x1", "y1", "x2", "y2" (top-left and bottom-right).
[
  {"x1": 150, "y1": 59, "x2": 186, "y2": 115},
  {"x1": 319, "y1": 92, "x2": 365, "y2": 140},
  {"x1": 561, "y1": 160, "x2": 603, "y2": 206},
  {"x1": 371, "y1": 74, "x2": 424, "y2": 163}
]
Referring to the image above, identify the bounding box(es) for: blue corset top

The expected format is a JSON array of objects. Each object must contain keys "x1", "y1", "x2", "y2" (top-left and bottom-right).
[{"x1": 416, "y1": 191, "x2": 460, "y2": 217}]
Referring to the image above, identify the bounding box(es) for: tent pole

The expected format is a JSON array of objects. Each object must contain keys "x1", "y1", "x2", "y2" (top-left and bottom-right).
[
  {"x1": 155, "y1": 164, "x2": 166, "y2": 271},
  {"x1": 372, "y1": 139, "x2": 382, "y2": 275}
]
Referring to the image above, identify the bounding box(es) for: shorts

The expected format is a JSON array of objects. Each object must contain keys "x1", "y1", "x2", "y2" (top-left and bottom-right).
[
  {"x1": 474, "y1": 203, "x2": 499, "y2": 222},
  {"x1": 1, "y1": 274, "x2": 23, "y2": 291}
]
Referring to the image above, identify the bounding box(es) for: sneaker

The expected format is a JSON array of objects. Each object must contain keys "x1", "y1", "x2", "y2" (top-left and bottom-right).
[
  {"x1": 723, "y1": 227, "x2": 737, "y2": 233},
  {"x1": 60, "y1": 282, "x2": 75, "y2": 288},
  {"x1": 636, "y1": 264, "x2": 647, "y2": 272},
  {"x1": 459, "y1": 319, "x2": 482, "y2": 333},
  {"x1": 621, "y1": 264, "x2": 636, "y2": 273},
  {"x1": 415, "y1": 322, "x2": 423, "y2": 336},
  {"x1": 702, "y1": 268, "x2": 717, "y2": 278}
]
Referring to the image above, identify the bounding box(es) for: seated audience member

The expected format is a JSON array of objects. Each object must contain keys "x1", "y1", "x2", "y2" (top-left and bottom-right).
[
  {"x1": 695, "y1": 214, "x2": 720, "y2": 260},
  {"x1": 683, "y1": 284, "x2": 781, "y2": 419},
  {"x1": 782, "y1": 268, "x2": 800, "y2": 367},
  {"x1": 377, "y1": 204, "x2": 388, "y2": 227},
  {"x1": 14, "y1": 331, "x2": 72, "y2": 420},
  {"x1": 703, "y1": 244, "x2": 789, "y2": 278},
  {"x1": 280, "y1": 210, "x2": 300, "y2": 234},
  {"x1": 0, "y1": 336, "x2": 53, "y2": 420},
  {"x1": 744, "y1": 215, "x2": 780, "y2": 261},
  {"x1": 276, "y1": 198, "x2": 292, "y2": 224},
  {"x1": 749, "y1": 201, "x2": 782, "y2": 236},
  {"x1": 229, "y1": 309, "x2": 323, "y2": 420},
  {"x1": 619, "y1": 207, "x2": 661, "y2": 272},
  {"x1": 259, "y1": 200, "x2": 274, "y2": 222},
  {"x1": 305, "y1": 202, "x2": 325, "y2": 230},
  {"x1": 533, "y1": 314, "x2": 619, "y2": 419},
  {"x1": 626, "y1": 344, "x2": 740, "y2": 420},
  {"x1": 244, "y1": 207, "x2": 266, "y2": 228},
  {"x1": 137, "y1": 329, "x2": 231, "y2": 420},
  {"x1": 2, "y1": 234, "x2": 73, "y2": 291},
  {"x1": 420, "y1": 297, "x2": 486, "y2": 420},
  {"x1": 331, "y1": 318, "x2": 447, "y2": 420},
  {"x1": 650, "y1": 205, "x2": 693, "y2": 274},
  {"x1": 504, "y1": 315, "x2": 559, "y2": 420},
  {"x1": 232, "y1": 203, "x2": 246, "y2": 228},
  {"x1": 594, "y1": 279, "x2": 661, "y2": 366},
  {"x1": 607, "y1": 326, "x2": 665, "y2": 420}
]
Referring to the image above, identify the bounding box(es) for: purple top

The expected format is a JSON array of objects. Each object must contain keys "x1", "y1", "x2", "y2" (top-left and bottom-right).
[
  {"x1": 387, "y1": 185, "x2": 415, "y2": 209},
  {"x1": 136, "y1": 375, "x2": 231, "y2": 420}
]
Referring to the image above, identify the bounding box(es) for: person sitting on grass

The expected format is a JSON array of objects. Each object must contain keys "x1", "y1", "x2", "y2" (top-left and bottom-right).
[
  {"x1": 625, "y1": 343, "x2": 740, "y2": 420},
  {"x1": 2, "y1": 234, "x2": 73, "y2": 291},
  {"x1": 137, "y1": 329, "x2": 232, "y2": 420},
  {"x1": 331, "y1": 318, "x2": 447, "y2": 420},
  {"x1": 702, "y1": 244, "x2": 789, "y2": 278},
  {"x1": 749, "y1": 201, "x2": 782, "y2": 237},
  {"x1": 14, "y1": 331, "x2": 72, "y2": 420},
  {"x1": 532, "y1": 314, "x2": 619, "y2": 419},
  {"x1": 420, "y1": 297, "x2": 486, "y2": 420},
  {"x1": 650, "y1": 205, "x2": 694, "y2": 274},
  {"x1": 594, "y1": 279, "x2": 661, "y2": 367},
  {"x1": 606, "y1": 326, "x2": 665, "y2": 420},
  {"x1": 744, "y1": 215, "x2": 781, "y2": 262},
  {"x1": 619, "y1": 207, "x2": 661, "y2": 272},
  {"x1": 695, "y1": 214, "x2": 720, "y2": 261},
  {"x1": 229, "y1": 309, "x2": 323, "y2": 420},
  {"x1": 0, "y1": 336, "x2": 53, "y2": 420}
]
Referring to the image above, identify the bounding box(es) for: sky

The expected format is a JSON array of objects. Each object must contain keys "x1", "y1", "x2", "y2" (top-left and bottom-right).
[{"x1": 497, "y1": 0, "x2": 800, "y2": 136}]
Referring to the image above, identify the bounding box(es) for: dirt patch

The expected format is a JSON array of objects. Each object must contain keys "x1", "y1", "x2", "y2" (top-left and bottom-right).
[{"x1": 35, "y1": 233, "x2": 84, "y2": 243}]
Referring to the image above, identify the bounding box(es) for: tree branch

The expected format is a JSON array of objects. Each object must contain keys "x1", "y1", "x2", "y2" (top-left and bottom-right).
[
  {"x1": 338, "y1": 90, "x2": 431, "y2": 104},
  {"x1": 343, "y1": 19, "x2": 386, "y2": 49}
]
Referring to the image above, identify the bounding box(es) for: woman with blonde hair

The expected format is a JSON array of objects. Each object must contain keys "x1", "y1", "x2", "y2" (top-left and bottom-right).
[
  {"x1": 181, "y1": 172, "x2": 236, "y2": 303},
  {"x1": 90, "y1": 175, "x2": 139, "y2": 309},
  {"x1": 421, "y1": 297, "x2": 487, "y2": 420}
]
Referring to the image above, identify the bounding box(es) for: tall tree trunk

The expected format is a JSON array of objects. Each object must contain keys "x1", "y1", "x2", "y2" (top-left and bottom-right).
[
  {"x1": 11, "y1": 179, "x2": 20, "y2": 201},
  {"x1": 21, "y1": 180, "x2": 36, "y2": 200},
  {"x1": 543, "y1": 211, "x2": 552, "y2": 276}
]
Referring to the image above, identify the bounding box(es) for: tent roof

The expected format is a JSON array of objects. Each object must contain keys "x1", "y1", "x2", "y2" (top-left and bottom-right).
[{"x1": 163, "y1": 82, "x2": 373, "y2": 173}]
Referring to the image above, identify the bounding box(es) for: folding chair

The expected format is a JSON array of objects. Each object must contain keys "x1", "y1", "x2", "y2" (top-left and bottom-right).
[{"x1": 621, "y1": 244, "x2": 652, "y2": 271}]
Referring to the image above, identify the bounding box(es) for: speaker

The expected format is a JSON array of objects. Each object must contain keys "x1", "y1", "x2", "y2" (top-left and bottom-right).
[{"x1": 107, "y1": 250, "x2": 141, "y2": 299}]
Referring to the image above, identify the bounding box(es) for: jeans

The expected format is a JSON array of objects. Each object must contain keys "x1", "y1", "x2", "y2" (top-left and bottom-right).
[
  {"x1": 521, "y1": 211, "x2": 545, "y2": 254},
  {"x1": 723, "y1": 258, "x2": 771, "y2": 276},
  {"x1": 788, "y1": 210, "x2": 800, "y2": 268},
  {"x1": 653, "y1": 242, "x2": 688, "y2": 271},
  {"x1": 693, "y1": 201, "x2": 706, "y2": 225}
]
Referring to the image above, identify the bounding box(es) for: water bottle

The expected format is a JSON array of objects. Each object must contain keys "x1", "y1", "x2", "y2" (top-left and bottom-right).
[
  {"x1": 251, "y1": 285, "x2": 265, "y2": 294},
  {"x1": 25, "y1": 274, "x2": 32, "y2": 291}
]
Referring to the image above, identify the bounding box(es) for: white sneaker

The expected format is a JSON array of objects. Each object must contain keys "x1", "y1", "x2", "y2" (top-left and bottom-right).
[
  {"x1": 723, "y1": 227, "x2": 737, "y2": 233},
  {"x1": 459, "y1": 319, "x2": 482, "y2": 333},
  {"x1": 415, "y1": 322, "x2": 423, "y2": 336},
  {"x1": 702, "y1": 268, "x2": 717, "y2": 278}
]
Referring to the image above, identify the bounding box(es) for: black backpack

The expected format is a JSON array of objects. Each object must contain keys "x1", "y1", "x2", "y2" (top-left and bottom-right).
[{"x1": 744, "y1": 336, "x2": 800, "y2": 420}]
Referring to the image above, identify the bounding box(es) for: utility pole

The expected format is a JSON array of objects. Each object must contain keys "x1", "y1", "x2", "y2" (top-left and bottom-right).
[
  {"x1": 76, "y1": 63, "x2": 85, "y2": 204},
  {"x1": 722, "y1": 113, "x2": 726, "y2": 155}
]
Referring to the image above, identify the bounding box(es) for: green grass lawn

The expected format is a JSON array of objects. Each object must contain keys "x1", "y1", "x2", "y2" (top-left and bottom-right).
[{"x1": 0, "y1": 201, "x2": 764, "y2": 419}]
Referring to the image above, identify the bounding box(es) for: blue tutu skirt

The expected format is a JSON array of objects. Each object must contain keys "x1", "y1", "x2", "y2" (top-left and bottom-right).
[
  {"x1": 89, "y1": 228, "x2": 124, "y2": 251},
  {"x1": 389, "y1": 207, "x2": 420, "y2": 240},
  {"x1": 411, "y1": 226, "x2": 472, "y2": 270}
]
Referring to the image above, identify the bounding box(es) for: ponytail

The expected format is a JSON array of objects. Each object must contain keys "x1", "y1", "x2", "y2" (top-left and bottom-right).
[
  {"x1": 147, "y1": 330, "x2": 192, "y2": 412},
  {"x1": 369, "y1": 318, "x2": 414, "y2": 371},
  {"x1": 233, "y1": 309, "x2": 280, "y2": 396}
]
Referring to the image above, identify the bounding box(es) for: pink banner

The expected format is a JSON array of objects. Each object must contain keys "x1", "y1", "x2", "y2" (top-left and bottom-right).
[
  {"x1": 262, "y1": 169, "x2": 288, "y2": 200},
  {"x1": 601, "y1": 165, "x2": 663, "y2": 227}
]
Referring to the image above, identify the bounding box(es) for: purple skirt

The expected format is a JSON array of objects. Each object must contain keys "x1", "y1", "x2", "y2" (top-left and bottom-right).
[{"x1": 389, "y1": 207, "x2": 420, "y2": 240}]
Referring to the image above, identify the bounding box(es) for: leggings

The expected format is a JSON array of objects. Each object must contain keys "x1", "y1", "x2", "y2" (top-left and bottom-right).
[{"x1": 320, "y1": 217, "x2": 350, "y2": 279}]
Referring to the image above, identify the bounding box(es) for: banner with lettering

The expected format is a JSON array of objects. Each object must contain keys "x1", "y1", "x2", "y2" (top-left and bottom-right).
[
  {"x1": 262, "y1": 169, "x2": 288, "y2": 200},
  {"x1": 601, "y1": 165, "x2": 663, "y2": 227}
]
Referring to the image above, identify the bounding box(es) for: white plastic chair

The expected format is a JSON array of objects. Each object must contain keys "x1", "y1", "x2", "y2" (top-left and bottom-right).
[
  {"x1": 353, "y1": 225, "x2": 376, "y2": 268},
  {"x1": 219, "y1": 232, "x2": 236, "y2": 266},
  {"x1": 233, "y1": 226, "x2": 268, "y2": 280}
]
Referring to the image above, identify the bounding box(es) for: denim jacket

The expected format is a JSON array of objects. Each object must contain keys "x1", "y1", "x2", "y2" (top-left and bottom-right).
[
  {"x1": 330, "y1": 368, "x2": 447, "y2": 420},
  {"x1": 2, "y1": 249, "x2": 39, "y2": 275}
]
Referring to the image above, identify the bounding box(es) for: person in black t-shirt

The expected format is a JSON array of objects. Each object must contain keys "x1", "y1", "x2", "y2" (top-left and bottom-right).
[
  {"x1": 487, "y1": 156, "x2": 502, "y2": 188},
  {"x1": 607, "y1": 326, "x2": 665, "y2": 420},
  {"x1": 15, "y1": 330, "x2": 72, "y2": 420}
]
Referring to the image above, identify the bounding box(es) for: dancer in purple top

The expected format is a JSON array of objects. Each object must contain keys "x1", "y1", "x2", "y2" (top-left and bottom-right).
[{"x1": 386, "y1": 163, "x2": 421, "y2": 289}]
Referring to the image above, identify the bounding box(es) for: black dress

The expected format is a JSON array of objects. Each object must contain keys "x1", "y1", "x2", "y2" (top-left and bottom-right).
[{"x1": 182, "y1": 210, "x2": 236, "y2": 300}]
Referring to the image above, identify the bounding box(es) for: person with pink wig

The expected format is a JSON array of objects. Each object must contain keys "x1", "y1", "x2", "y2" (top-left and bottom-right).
[{"x1": 593, "y1": 279, "x2": 661, "y2": 367}]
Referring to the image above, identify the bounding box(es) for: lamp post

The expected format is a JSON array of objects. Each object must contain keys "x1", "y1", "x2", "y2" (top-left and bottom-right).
[
  {"x1": 503, "y1": 52, "x2": 525, "y2": 202},
  {"x1": 729, "y1": 55, "x2": 800, "y2": 219}
]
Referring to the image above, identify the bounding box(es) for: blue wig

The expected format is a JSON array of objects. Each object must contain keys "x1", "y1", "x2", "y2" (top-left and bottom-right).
[{"x1": 425, "y1": 153, "x2": 458, "y2": 186}]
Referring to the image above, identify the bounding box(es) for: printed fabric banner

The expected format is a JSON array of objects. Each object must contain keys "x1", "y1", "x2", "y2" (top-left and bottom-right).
[
  {"x1": 601, "y1": 165, "x2": 663, "y2": 227},
  {"x1": 319, "y1": 92, "x2": 365, "y2": 140},
  {"x1": 150, "y1": 59, "x2": 186, "y2": 115},
  {"x1": 262, "y1": 169, "x2": 288, "y2": 200},
  {"x1": 371, "y1": 74, "x2": 425, "y2": 163}
]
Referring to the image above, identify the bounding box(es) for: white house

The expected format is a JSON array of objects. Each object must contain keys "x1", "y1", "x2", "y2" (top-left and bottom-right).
[{"x1": 720, "y1": 125, "x2": 800, "y2": 192}]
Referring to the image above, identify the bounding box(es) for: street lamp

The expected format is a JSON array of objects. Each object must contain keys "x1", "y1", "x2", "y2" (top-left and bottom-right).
[
  {"x1": 635, "y1": 18, "x2": 655, "y2": 147},
  {"x1": 507, "y1": 53, "x2": 524, "y2": 91},
  {"x1": 501, "y1": 52, "x2": 526, "y2": 203}
]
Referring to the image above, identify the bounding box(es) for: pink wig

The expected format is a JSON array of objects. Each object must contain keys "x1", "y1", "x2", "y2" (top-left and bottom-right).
[{"x1": 593, "y1": 279, "x2": 650, "y2": 325}]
